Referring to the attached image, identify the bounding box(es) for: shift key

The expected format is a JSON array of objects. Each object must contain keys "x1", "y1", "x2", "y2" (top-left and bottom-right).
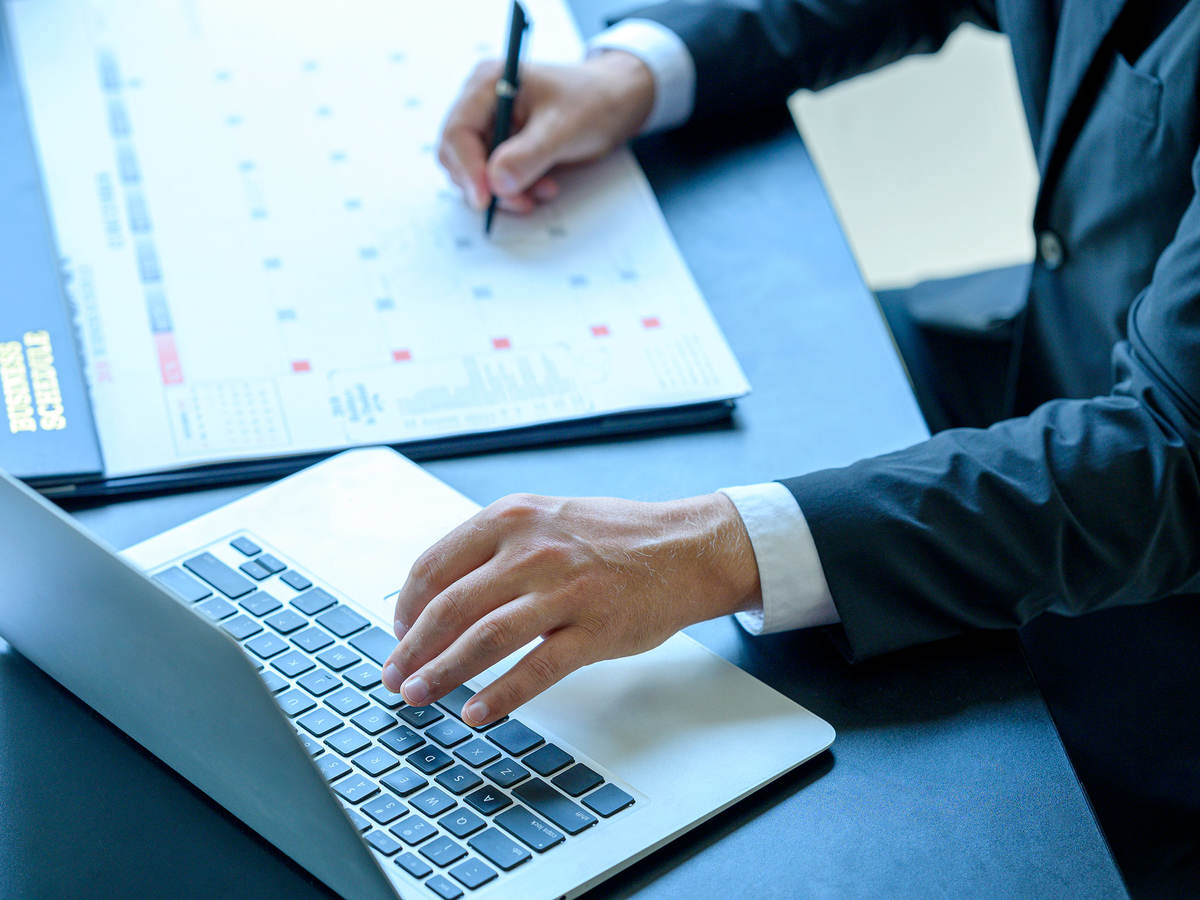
[
  {"x1": 512, "y1": 779, "x2": 596, "y2": 835},
  {"x1": 184, "y1": 552, "x2": 255, "y2": 599}
]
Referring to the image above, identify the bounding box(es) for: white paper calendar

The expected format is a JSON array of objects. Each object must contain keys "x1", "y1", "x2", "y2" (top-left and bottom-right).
[{"x1": 4, "y1": 0, "x2": 749, "y2": 479}]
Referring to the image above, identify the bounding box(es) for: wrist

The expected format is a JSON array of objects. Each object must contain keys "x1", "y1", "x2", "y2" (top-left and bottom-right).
[
  {"x1": 667, "y1": 493, "x2": 763, "y2": 623},
  {"x1": 587, "y1": 50, "x2": 655, "y2": 142}
]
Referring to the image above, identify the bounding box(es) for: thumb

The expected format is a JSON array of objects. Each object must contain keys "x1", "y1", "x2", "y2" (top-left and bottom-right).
[{"x1": 486, "y1": 109, "x2": 575, "y2": 198}]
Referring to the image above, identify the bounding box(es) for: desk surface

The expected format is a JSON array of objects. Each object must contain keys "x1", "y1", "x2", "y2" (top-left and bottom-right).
[{"x1": 0, "y1": 1, "x2": 1125, "y2": 896}]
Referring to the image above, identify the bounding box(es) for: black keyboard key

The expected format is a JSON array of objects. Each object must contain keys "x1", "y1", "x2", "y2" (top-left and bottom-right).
[
  {"x1": 318, "y1": 645, "x2": 361, "y2": 671},
  {"x1": 326, "y1": 726, "x2": 372, "y2": 757},
  {"x1": 468, "y1": 828, "x2": 531, "y2": 871},
  {"x1": 353, "y1": 746, "x2": 400, "y2": 777},
  {"x1": 154, "y1": 567, "x2": 212, "y2": 603},
  {"x1": 365, "y1": 829, "x2": 402, "y2": 856},
  {"x1": 440, "y1": 808, "x2": 485, "y2": 839},
  {"x1": 448, "y1": 858, "x2": 496, "y2": 890},
  {"x1": 398, "y1": 705, "x2": 444, "y2": 728},
  {"x1": 280, "y1": 570, "x2": 313, "y2": 591},
  {"x1": 434, "y1": 685, "x2": 476, "y2": 720},
  {"x1": 436, "y1": 765, "x2": 482, "y2": 796},
  {"x1": 347, "y1": 809, "x2": 371, "y2": 833},
  {"x1": 381, "y1": 767, "x2": 428, "y2": 797},
  {"x1": 184, "y1": 552, "x2": 255, "y2": 598},
  {"x1": 408, "y1": 746, "x2": 453, "y2": 775},
  {"x1": 240, "y1": 591, "x2": 282, "y2": 617},
  {"x1": 297, "y1": 668, "x2": 340, "y2": 696},
  {"x1": 513, "y1": 779, "x2": 596, "y2": 835},
  {"x1": 259, "y1": 669, "x2": 288, "y2": 694},
  {"x1": 318, "y1": 755, "x2": 351, "y2": 781},
  {"x1": 395, "y1": 852, "x2": 433, "y2": 879},
  {"x1": 552, "y1": 763, "x2": 603, "y2": 797},
  {"x1": 333, "y1": 774, "x2": 379, "y2": 804},
  {"x1": 345, "y1": 663, "x2": 382, "y2": 690},
  {"x1": 454, "y1": 739, "x2": 500, "y2": 768},
  {"x1": 271, "y1": 650, "x2": 315, "y2": 678},
  {"x1": 319, "y1": 606, "x2": 372, "y2": 639},
  {"x1": 352, "y1": 706, "x2": 398, "y2": 735},
  {"x1": 265, "y1": 609, "x2": 307, "y2": 634},
  {"x1": 196, "y1": 597, "x2": 236, "y2": 622},
  {"x1": 582, "y1": 783, "x2": 635, "y2": 817},
  {"x1": 298, "y1": 708, "x2": 342, "y2": 737},
  {"x1": 293, "y1": 626, "x2": 335, "y2": 654},
  {"x1": 256, "y1": 553, "x2": 286, "y2": 574},
  {"x1": 464, "y1": 786, "x2": 512, "y2": 817},
  {"x1": 379, "y1": 724, "x2": 424, "y2": 755},
  {"x1": 276, "y1": 689, "x2": 316, "y2": 717},
  {"x1": 425, "y1": 874, "x2": 463, "y2": 899},
  {"x1": 347, "y1": 624, "x2": 397, "y2": 661},
  {"x1": 292, "y1": 586, "x2": 335, "y2": 614},
  {"x1": 390, "y1": 816, "x2": 437, "y2": 846},
  {"x1": 363, "y1": 792, "x2": 407, "y2": 825},
  {"x1": 420, "y1": 835, "x2": 466, "y2": 868},
  {"x1": 370, "y1": 685, "x2": 407, "y2": 709},
  {"x1": 221, "y1": 614, "x2": 262, "y2": 641},
  {"x1": 482, "y1": 758, "x2": 529, "y2": 789},
  {"x1": 239, "y1": 559, "x2": 272, "y2": 581},
  {"x1": 486, "y1": 720, "x2": 543, "y2": 757},
  {"x1": 427, "y1": 719, "x2": 472, "y2": 748},
  {"x1": 299, "y1": 734, "x2": 324, "y2": 757},
  {"x1": 246, "y1": 632, "x2": 289, "y2": 659},
  {"x1": 524, "y1": 744, "x2": 573, "y2": 776},
  {"x1": 230, "y1": 536, "x2": 261, "y2": 556},
  {"x1": 494, "y1": 806, "x2": 564, "y2": 852},
  {"x1": 411, "y1": 786, "x2": 456, "y2": 818},
  {"x1": 326, "y1": 686, "x2": 369, "y2": 716}
]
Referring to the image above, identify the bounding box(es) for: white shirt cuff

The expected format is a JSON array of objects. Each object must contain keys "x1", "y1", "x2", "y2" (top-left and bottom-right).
[
  {"x1": 719, "y1": 483, "x2": 840, "y2": 635},
  {"x1": 587, "y1": 19, "x2": 696, "y2": 133}
]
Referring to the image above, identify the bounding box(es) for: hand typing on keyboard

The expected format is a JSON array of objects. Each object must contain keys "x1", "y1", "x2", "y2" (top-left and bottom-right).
[{"x1": 381, "y1": 494, "x2": 761, "y2": 726}]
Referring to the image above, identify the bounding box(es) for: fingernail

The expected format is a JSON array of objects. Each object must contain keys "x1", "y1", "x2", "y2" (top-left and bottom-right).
[
  {"x1": 469, "y1": 185, "x2": 486, "y2": 210},
  {"x1": 463, "y1": 699, "x2": 489, "y2": 726},
  {"x1": 383, "y1": 663, "x2": 403, "y2": 691},
  {"x1": 494, "y1": 171, "x2": 517, "y2": 195},
  {"x1": 403, "y1": 674, "x2": 430, "y2": 706},
  {"x1": 393, "y1": 619, "x2": 408, "y2": 640}
]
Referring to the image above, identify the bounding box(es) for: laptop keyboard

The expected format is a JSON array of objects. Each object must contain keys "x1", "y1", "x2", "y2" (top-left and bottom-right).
[{"x1": 151, "y1": 533, "x2": 637, "y2": 898}]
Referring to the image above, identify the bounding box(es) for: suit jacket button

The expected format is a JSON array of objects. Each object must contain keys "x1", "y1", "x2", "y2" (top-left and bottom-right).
[{"x1": 1038, "y1": 230, "x2": 1065, "y2": 270}]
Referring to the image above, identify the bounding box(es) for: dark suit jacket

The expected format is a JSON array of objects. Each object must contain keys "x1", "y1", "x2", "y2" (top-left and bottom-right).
[{"x1": 630, "y1": 0, "x2": 1200, "y2": 658}]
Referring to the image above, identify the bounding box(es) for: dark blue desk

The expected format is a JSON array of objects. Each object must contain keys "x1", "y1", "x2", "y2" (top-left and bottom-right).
[{"x1": 0, "y1": 2, "x2": 1125, "y2": 897}]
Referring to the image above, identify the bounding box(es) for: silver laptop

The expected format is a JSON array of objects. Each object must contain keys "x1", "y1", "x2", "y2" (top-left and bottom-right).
[{"x1": 0, "y1": 447, "x2": 834, "y2": 899}]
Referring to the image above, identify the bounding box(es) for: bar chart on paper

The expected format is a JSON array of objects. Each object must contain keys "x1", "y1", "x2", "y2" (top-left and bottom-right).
[{"x1": 4, "y1": 0, "x2": 748, "y2": 480}]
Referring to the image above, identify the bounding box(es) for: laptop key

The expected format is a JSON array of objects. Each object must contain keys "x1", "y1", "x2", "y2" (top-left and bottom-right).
[
  {"x1": 381, "y1": 767, "x2": 429, "y2": 797},
  {"x1": 347, "y1": 624, "x2": 397, "y2": 661},
  {"x1": 352, "y1": 706, "x2": 398, "y2": 735},
  {"x1": 494, "y1": 806, "x2": 564, "y2": 852},
  {"x1": 264, "y1": 610, "x2": 307, "y2": 634},
  {"x1": 551, "y1": 763, "x2": 603, "y2": 797},
  {"x1": 363, "y1": 792, "x2": 407, "y2": 825},
  {"x1": 425, "y1": 875, "x2": 463, "y2": 899},
  {"x1": 365, "y1": 830, "x2": 402, "y2": 856},
  {"x1": 256, "y1": 553, "x2": 286, "y2": 574},
  {"x1": 280, "y1": 570, "x2": 314, "y2": 592},
  {"x1": 238, "y1": 559, "x2": 273, "y2": 581},
  {"x1": 408, "y1": 746, "x2": 453, "y2": 775},
  {"x1": 464, "y1": 787, "x2": 512, "y2": 817},
  {"x1": 221, "y1": 614, "x2": 262, "y2": 641},
  {"x1": 513, "y1": 779, "x2": 596, "y2": 835},
  {"x1": 524, "y1": 743, "x2": 573, "y2": 776},
  {"x1": 299, "y1": 734, "x2": 324, "y2": 757},
  {"x1": 353, "y1": 746, "x2": 400, "y2": 777},
  {"x1": 326, "y1": 687, "x2": 370, "y2": 716},
  {"x1": 448, "y1": 858, "x2": 496, "y2": 890},
  {"x1": 427, "y1": 719, "x2": 472, "y2": 748},
  {"x1": 318, "y1": 645, "x2": 362, "y2": 672},
  {"x1": 153, "y1": 567, "x2": 212, "y2": 603},
  {"x1": 319, "y1": 606, "x2": 372, "y2": 639},
  {"x1": 412, "y1": 787, "x2": 457, "y2": 818},
  {"x1": 390, "y1": 816, "x2": 437, "y2": 846},
  {"x1": 298, "y1": 708, "x2": 342, "y2": 737},
  {"x1": 326, "y1": 726, "x2": 372, "y2": 757},
  {"x1": 271, "y1": 650, "x2": 315, "y2": 678},
  {"x1": 482, "y1": 758, "x2": 529, "y2": 789},
  {"x1": 436, "y1": 765, "x2": 483, "y2": 796},
  {"x1": 240, "y1": 591, "x2": 282, "y2": 617},
  {"x1": 292, "y1": 586, "x2": 335, "y2": 614},
  {"x1": 246, "y1": 632, "x2": 289, "y2": 659},
  {"x1": 347, "y1": 809, "x2": 372, "y2": 833},
  {"x1": 379, "y1": 725, "x2": 424, "y2": 755},
  {"x1": 230, "y1": 537, "x2": 261, "y2": 556},
  {"x1": 292, "y1": 626, "x2": 335, "y2": 654},
  {"x1": 297, "y1": 668, "x2": 341, "y2": 696},
  {"x1": 440, "y1": 808, "x2": 486, "y2": 839},
  {"x1": 434, "y1": 685, "x2": 476, "y2": 720},
  {"x1": 196, "y1": 597, "x2": 237, "y2": 622},
  {"x1": 344, "y1": 663, "x2": 382, "y2": 690},
  {"x1": 259, "y1": 669, "x2": 288, "y2": 694},
  {"x1": 420, "y1": 835, "x2": 466, "y2": 868},
  {"x1": 276, "y1": 689, "x2": 316, "y2": 718},
  {"x1": 395, "y1": 852, "x2": 433, "y2": 879},
  {"x1": 333, "y1": 774, "x2": 379, "y2": 804},
  {"x1": 454, "y1": 739, "x2": 500, "y2": 768},
  {"x1": 184, "y1": 553, "x2": 255, "y2": 598},
  {"x1": 369, "y1": 685, "x2": 406, "y2": 709},
  {"x1": 398, "y1": 705, "x2": 444, "y2": 728},
  {"x1": 318, "y1": 755, "x2": 352, "y2": 782},
  {"x1": 486, "y1": 720, "x2": 543, "y2": 757},
  {"x1": 468, "y1": 828, "x2": 531, "y2": 871},
  {"x1": 582, "y1": 783, "x2": 635, "y2": 817}
]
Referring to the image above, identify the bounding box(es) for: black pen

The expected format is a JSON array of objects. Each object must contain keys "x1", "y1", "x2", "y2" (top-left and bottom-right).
[{"x1": 484, "y1": 0, "x2": 530, "y2": 235}]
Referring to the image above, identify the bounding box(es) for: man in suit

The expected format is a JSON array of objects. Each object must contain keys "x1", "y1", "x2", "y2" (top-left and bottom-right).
[{"x1": 382, "y1": 1, "x2": 1200, "y2": 890}]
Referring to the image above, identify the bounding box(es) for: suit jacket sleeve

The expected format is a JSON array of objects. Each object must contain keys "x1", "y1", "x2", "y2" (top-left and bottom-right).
[
  {"x1": 622, "y1": 0, "x2": 998, "y2": 122},
  {"x1": 781, "y1": 147, "x2": 1200, "y2": 660}
]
